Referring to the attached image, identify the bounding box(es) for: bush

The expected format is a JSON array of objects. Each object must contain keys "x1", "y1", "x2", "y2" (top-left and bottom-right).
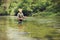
[{"x1": 32, "y1": 12, "x2": 56, "y2": 17}]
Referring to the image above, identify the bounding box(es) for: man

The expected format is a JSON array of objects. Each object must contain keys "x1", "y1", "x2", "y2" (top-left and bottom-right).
[{"x1": 17, "y1": 9, "x2": 24, "y2": 24}]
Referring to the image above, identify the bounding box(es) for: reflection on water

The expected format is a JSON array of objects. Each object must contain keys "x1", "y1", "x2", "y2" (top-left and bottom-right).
[
  {"x1": 0, "y1": 16, "x2": 7, "y2": 40},
  {"x1": 0, "y1": 16, "x2": 60, "y2": 40},
  {"x1": 0, "y1": 16, "x2": 35, "y2": 40},
  {"x1": 18, "y1": 24, "x2": 24, "y2": 32},
  {"x1": 0, "y1": 26, "x2": 7, "y2": 40}
]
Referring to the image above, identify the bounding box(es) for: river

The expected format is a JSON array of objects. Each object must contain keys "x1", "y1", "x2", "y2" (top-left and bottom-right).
[{"x1": 0, "y1": 16, "x2": 60, "y2": 40}]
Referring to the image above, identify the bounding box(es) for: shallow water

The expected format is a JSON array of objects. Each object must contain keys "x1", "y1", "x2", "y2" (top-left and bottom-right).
[
  {"x1": 0, "y1": 16, "x2": 36, "y2": 40},
  {"x1": 0, "y1": 16, "x2": 60, "y2": 40}
]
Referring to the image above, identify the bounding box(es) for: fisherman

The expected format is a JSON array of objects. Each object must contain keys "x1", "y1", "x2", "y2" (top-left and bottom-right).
[{"x1": 17, "y1": 8, "x2": 24, "y2": 24}]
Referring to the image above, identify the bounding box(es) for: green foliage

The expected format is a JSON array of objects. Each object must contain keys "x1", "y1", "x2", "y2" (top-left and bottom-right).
[
  {"x1": 0, "y1": 6, "x2": 8, "y2": 15},
  {"x1": 0, "y1": 0, "x2": 60, "y2": 16},
  {"x1": 32, "y1": 12, "x2": 57, "y2": 17},
  {"x1": 51, "y1": 0, "x2": 60, "y2": 3},
  {"x1": 0, "y1": 7, "x2": 4, "y2": 13},
  {"x1": 0, "y1": 0, "x2": 2, "y2": 5},
  {"x1": 14, "y1": 0, "x2": 52, "y2": 16}
]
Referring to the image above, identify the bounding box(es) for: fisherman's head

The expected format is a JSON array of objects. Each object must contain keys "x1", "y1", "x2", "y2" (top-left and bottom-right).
[{"x1": 18, "y1": 8, "x2": 22, "y2": 13}]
